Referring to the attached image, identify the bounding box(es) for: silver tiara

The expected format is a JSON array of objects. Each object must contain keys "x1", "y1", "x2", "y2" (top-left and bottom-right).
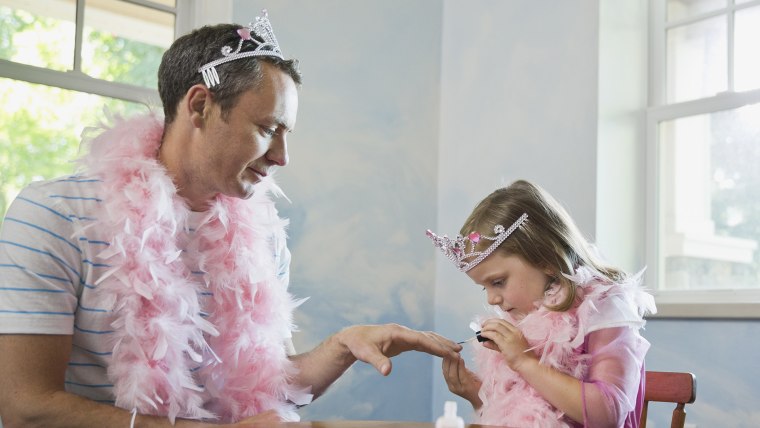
[
  {"x1": 426, "y1": 213, "x2": 528, "y2": 272},
  {"x1": 198, "y1": 9, "x2": 284, "y2": 88}
]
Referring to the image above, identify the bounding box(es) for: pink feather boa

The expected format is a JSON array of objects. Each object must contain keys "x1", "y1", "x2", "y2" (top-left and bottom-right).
[
  {"x1": 473, "y1": 267, "x2": 654, "y2": 427},
  {"x1": 77, "y1": 114, "x2": 311, "y2": 423}
]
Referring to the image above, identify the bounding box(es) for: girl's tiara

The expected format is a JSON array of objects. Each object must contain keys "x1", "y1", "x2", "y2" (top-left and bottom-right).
[{"x1": 426, "y1": 213, "x2": 528, "y2": 272}]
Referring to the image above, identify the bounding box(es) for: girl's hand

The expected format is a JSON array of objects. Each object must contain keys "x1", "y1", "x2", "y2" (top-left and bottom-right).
[
  {"x1": 478, "y1": 318, "x2": 537, "y2": 371},
  {"x1": 442, "y1": 355, "x2": 482, "y2": 409}
]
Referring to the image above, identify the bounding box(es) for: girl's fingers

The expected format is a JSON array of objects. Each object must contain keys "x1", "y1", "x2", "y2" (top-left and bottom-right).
[
  {"x1": 481, "y1": 318, "x2": 518, "y2": 334},
  {"x1": 442, "y1": 356, "x2": 459, "y2": 385}
]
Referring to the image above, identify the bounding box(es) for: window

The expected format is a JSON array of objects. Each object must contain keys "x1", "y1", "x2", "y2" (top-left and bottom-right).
[
  {"x1": 648, "y1": 0, "x2": 760, "y2": 316},
  {"x1": 0, "y1": 0, "x2": 177, "y2": 221}
]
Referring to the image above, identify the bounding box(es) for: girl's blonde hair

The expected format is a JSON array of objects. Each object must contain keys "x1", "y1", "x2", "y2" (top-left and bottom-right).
[{"x1": 460, "y1": 180, "x2": 626, "y2": 311}]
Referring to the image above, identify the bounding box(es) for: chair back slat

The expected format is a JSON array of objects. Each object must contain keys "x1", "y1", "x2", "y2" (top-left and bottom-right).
[
  {"x1": 641, "y1": 371, "x2": 697, "y2": 428},
  {"x1": 644, "y1": 371, "x2": 696, "y2": 403}
]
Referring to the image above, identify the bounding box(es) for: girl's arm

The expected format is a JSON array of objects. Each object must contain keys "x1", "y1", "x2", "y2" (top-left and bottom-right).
[
  {"x1": 510, "y1": 353, "x2": 585, "y2": 423},
  {"x1": 480, "y1": 318, "x2": 585, "y2": 422},
  {"x1": 578, "y1": 326, "x2": 649, "y2": 427},
  {"x1": 480, "y1": 319, "x2": 646, "y2": 426},
  {"x1": 513, "y1": 326, "x2": 647, "y2": 427}
]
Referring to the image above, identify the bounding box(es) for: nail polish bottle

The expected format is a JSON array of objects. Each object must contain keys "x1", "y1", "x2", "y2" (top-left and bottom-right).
[{"x1": 435, "y1": 401, "x2": 464, "y2": 428}]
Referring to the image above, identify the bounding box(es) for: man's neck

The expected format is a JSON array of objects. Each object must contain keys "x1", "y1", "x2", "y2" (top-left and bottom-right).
[{"x1": 158, "y1": 124, "x2": 214, "y2": 212}]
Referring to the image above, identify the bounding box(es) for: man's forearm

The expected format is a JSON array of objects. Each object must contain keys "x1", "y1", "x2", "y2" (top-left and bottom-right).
[
  {"x1": 289, "y1": 329, "x2": 357, "y2": 399},
  {"x1": 2, "y1": 390, "x2": 213, "y2": 428}
]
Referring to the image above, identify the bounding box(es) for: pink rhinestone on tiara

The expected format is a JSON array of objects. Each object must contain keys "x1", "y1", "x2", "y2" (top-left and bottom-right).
[
  {"x1": 426, "y1": 213, "x2": 529, "y2": 272},
  {"x1": 198, "y1": 9, "x2": 284, "y2": 88}
]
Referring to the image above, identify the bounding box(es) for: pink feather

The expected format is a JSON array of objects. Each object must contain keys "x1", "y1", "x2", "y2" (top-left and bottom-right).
[
  {"x1": 76, "y1": 114, "x2": 310, "y2": 423},
  {"x1": 472, "y1": 267, "x2": 653, "y2": 427}
]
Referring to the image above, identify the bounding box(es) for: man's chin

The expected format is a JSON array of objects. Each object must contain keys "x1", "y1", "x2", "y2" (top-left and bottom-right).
[
  {"x1": 240, "y1": 188, "x2": 256, "y2": 200},
  {"x1": 240, "y1": 183, "x2": 259, "y2": 200}
]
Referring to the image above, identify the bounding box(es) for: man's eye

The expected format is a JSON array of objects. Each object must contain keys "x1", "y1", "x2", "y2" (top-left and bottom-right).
[{"x1": 262, "y1": 127, "x2": 276, "y2": 137}]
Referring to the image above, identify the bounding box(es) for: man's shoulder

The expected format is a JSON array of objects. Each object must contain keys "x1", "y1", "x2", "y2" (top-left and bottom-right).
[
  {"x1": 7, "y1": 175, "x2": 105, "y2": 225},
  {"x1": 19, "y1": 175, "x2": 104, "y2": 200}
]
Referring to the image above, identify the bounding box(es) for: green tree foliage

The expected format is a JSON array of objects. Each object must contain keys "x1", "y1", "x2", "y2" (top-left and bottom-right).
[
  {"x1": 0, "y1": 7, "x2": 163, "y2": 221},
  {"x1": 710, "y1": 108, "x2": 760, "y2": 282},
  {"x1": 0, "y1": 7, "x2": 34, "y2": 59},
  {"x1": 85, "y1": 28, "x2": 164, "y2": 88},
  {"x1": 0, "y1": 82, "x2": 80, "y2": 215}
]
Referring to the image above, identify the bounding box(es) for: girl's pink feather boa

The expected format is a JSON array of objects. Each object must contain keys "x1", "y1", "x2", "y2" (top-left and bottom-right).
[
  {"x1": 473, "y1": 267, "x2": 655, "y2": 427},
  {"x1": 77, "y1": 113, "x2": 311, "y2": 423}
]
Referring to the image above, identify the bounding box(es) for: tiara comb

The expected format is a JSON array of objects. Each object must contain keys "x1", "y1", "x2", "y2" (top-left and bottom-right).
[
  {"x1": 198, "y1": 9, "x2": 284, "y2": 88},
  {"x1": 426, "y1": 213, "x2": 528, "y2": 272}
]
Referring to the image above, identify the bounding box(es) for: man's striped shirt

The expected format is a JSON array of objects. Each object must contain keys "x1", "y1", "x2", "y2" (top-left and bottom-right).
[{"x1": 0, "y1": 176, "x2": 291, "y2": 403}]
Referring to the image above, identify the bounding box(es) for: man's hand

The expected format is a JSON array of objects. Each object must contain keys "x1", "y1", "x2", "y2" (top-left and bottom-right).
[
  {"x1": 290, "y1": 323, "x2": 461, "y2": 400},
  {"x1": 335, "y1": 323, "x2": 462, "y2": 376}
]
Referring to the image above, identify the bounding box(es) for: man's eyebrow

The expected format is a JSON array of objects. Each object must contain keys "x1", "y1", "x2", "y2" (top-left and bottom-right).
[
  {"x1": 279, "y1": 121, "x2": 295, "y2": 133},
  {"x1": 271, "y1": 116, "x2": 294, "y2": 133}
]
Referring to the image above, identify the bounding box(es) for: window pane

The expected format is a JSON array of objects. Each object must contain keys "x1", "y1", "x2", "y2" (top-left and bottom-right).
[
  {"x1": 658, "y1": 103, "x2": 760, "y2": 290},
  {"x1": 667, "y1": 0, "x2": 726, "y2": 21},
  {"x1": 82, "y1": 0, "x2": 174, "y2": 88},
  {"x1": 0, "y1": 77, "x2": 148, "y2": 221},
  {"x1": 0, "y1": 0, "x2": 75, "y2": 71},
  {"x1": 734, "y1": 6, "x2": 760, "y2": 92},
  {"x1": 667, "y1": 16, "x2": 727, "y2": 103}
]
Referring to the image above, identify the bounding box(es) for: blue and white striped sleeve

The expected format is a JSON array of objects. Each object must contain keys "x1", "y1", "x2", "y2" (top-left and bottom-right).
[{"x1": 0, "y1": 182, "x2": 83, "y2": 334}]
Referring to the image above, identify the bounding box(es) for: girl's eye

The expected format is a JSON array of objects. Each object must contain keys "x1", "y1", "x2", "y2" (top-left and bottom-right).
[{"x1": 492, "y1": 279, "x2": 504, "y2": 287}]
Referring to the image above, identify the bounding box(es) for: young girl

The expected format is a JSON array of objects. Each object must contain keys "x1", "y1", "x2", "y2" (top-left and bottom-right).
[{"x1": 427, "y1": 180, "x2": 656, "y2": 428}]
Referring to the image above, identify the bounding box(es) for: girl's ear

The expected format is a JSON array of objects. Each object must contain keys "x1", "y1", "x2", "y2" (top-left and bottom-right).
[{"x1": 543, "y1": 271, "x2": 559, "y2": 289}]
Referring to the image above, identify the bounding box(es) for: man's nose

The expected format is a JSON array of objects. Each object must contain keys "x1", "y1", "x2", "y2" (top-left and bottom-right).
[{"x1": 267, "y1": 135, "x2": 288, "y2": 166}]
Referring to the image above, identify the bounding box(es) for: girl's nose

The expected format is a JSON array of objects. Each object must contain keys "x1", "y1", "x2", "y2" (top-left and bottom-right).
[{"x1": 487, "y1": 291, "x2": 502, "y2": 306}]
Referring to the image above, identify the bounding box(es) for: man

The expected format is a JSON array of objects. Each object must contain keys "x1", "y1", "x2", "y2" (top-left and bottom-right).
[{"x1": 0, "y1": 11, "x2": 460, "y2": 427}]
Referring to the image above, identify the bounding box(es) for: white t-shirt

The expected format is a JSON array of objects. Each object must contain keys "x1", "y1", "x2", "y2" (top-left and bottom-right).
[{"x1": 0, "y1": 176, "x2": 292, "y2": 404}]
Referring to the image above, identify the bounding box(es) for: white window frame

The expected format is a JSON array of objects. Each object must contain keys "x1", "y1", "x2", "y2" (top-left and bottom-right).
[
  {"x1": 646, "y1": 0, "x2": 760, "y2": 318},
  {"x1": 0, "y1": 0, "x2": 232, "y2": 104}
]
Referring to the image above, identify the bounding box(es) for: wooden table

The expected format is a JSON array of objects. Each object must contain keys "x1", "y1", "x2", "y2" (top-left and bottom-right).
[{"x1": 244, "y1": 421, "x2": 506, "y2": 428}]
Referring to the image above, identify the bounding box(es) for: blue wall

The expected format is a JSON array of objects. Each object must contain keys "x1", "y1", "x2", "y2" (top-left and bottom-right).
[
  {"x1": 233, "y1": 1, "x2": 760, "y2": 426},
  {"x1": 234, "y1": 0, "x2": 444, "y2": 422},
  {"x1": 645, "y1": 319, "x2": 760, "y2": 427}
]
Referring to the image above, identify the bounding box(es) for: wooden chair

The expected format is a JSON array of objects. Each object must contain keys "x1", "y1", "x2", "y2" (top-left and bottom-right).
[{"x1": 641, "y1": 371, "x2": 697, "y2": 428}]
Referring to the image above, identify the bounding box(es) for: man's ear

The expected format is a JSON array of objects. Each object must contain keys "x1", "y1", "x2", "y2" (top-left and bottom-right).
[{"x1": 185, "y1": 84, "x2": 212, "y2": 129}]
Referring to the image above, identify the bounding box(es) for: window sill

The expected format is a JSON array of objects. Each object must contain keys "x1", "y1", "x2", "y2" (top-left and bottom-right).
[
  {"x1": 665, "y1": 231, "x2": 757, "y2": 263},
  {"x1": 649, "y1": 289, "x2": 760, "y2": 319}
]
